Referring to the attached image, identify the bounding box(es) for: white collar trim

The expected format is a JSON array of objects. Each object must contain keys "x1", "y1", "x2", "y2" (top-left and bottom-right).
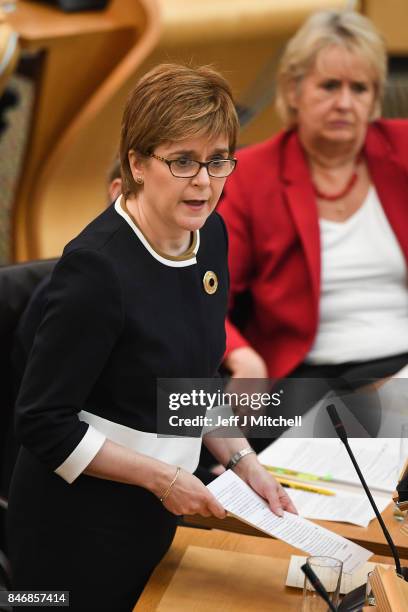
[{"x1": 114, "y1": 196, "x2": 199, "y2": 267}]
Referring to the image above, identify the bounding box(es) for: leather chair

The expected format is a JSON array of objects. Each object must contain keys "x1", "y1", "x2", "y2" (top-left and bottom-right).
[{"x1": 0, "y1": 258, "x2": 56, "y2": 559}]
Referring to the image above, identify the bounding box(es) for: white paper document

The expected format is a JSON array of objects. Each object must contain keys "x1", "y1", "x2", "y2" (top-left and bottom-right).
[
  {"x1": 286, "y1": 555, "x2": 391, "y2": 594},
  {"x1": 207, "y1": 470, "x2": 372, "y2": 573},
  {"x1": 286, "y1": 487, "x2": 391, "y2": 528},
  {"x1": 258, "y1": 438, "x2": 398, "y2": 493}
]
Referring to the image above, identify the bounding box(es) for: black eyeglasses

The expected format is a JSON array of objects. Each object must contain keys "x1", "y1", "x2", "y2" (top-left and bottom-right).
[{"x1": 148, "y1": 153, "x2": 237, "y2": 178}]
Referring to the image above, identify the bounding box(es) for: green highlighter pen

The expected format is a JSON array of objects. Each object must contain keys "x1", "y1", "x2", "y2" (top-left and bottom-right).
[{"x1": 263, "y1": 465, "x2": 333, "y2": 482}]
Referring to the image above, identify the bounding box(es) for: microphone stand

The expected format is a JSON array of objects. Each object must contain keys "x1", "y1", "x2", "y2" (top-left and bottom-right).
[{"x1": 326, "y1": 404, "x2": 408, "y2": 611}]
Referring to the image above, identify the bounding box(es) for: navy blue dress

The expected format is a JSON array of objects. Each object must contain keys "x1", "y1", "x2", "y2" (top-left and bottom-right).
[{"x1": 7, "y1": 199, "x2": 228, "y2": 611}]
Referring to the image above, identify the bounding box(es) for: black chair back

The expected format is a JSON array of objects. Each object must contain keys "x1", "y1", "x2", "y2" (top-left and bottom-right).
[{"x1": 0, "y1": 258, "x2": 56, "y2": 551}]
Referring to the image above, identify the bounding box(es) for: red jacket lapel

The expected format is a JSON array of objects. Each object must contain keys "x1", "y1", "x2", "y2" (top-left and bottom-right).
[{"x1": 281, "y1": 130, "x2": 321, "y2": 310}]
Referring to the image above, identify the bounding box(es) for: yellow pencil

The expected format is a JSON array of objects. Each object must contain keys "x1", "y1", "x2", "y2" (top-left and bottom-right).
[{"x1": 275, "y1": 476, "x2": 335, "y2": 496}]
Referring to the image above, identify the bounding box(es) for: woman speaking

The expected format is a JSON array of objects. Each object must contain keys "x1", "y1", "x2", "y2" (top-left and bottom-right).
[{"x1": 7, "y1": 64, "x2": 296, "y2": 611}]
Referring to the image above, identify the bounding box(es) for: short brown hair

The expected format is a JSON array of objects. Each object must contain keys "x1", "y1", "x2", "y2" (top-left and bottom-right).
[
  {"x1": 276, "y1": 10, "x2": 387, "y2": 127},
  {"x1": 120, "y1": 63, "x2": 239, "y2": 197}
]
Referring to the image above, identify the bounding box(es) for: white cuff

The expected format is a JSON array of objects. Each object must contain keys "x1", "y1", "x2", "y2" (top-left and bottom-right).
[{"x1": 54, "y1": 426, "x2": 106, "y2": 484}]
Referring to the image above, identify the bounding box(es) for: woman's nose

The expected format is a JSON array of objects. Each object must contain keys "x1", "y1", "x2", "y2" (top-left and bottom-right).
[
  {"x1": 336, "y1": 85, "x2": 353, "y2": 109},
  {"x1": 192, "y1": 165, "x2": 211, "y2": 186}
]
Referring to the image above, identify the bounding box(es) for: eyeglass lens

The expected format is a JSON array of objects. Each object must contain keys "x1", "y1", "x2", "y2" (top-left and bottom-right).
[{"x1": 170, "y1": 159, "x2": 235, "y2": 178}]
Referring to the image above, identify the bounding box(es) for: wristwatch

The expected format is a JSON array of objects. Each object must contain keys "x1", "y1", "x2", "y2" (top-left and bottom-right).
[{"x1": 226, "y1": 447, "x2": 255, "y2": 471}]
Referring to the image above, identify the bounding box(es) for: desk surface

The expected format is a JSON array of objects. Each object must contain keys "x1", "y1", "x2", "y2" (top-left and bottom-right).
[
  {"x1": 134, "y1": 526, "x2": 391, "y2": 611},
  {"x1": 184, "y1": 503, "x2": 408, "y2": 559}
]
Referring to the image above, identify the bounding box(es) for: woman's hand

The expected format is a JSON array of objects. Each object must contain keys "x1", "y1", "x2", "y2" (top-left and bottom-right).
[
  {"x1": 234, "y1": 455, "x2": 298, "y2": 517},
  {"x1": 224, "y1": 346, "x2": 268, "y2": 378},
  {"x1": 162, "y1": 468, "x2": 226, "y2": 519}
]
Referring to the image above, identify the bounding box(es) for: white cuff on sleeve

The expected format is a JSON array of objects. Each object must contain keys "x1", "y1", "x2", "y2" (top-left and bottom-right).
[{"x1": 54, "y1": 426, "x2": 106, "y2": 484}]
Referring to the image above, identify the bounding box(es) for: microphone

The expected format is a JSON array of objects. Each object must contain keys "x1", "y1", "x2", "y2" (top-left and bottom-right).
[
  {"x1": 301, "y1": 563, "x2": 338, "y2": 612},
  {"x1": 326, "y1": 404, "x2": 348, "y2": 444},
  {"x1": 326, "y1": 404, "x2": 408, "y2": 611}
]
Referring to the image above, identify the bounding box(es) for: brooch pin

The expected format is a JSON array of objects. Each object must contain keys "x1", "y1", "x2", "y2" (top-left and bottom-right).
[{"x1": 203, "y1": 271, "x2": 218, "y2": 295}]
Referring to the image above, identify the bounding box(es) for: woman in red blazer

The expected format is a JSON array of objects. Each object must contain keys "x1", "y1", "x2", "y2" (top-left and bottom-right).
[{"x1": 220, "y1": 11, "x2": 408, "y2": 405}]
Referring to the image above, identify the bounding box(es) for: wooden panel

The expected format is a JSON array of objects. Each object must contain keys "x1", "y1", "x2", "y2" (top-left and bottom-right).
[
  {"x1": 363, "y1": 0, "x2": 408, "y2": 54},
  {"x1": 8, "y1": 0, "x2": 160, "y2": 260},
  {"x1": 160, "y1": 0, "x2": 349, "y2": 44}
]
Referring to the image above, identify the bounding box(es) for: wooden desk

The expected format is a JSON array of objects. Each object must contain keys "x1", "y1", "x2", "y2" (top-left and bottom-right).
[
  {"x1": 183, "y1": 504, "x2": 408, "y2": 559},
  {"x1": 134, "y1": 526, "x2": 392, "y2": 611}
]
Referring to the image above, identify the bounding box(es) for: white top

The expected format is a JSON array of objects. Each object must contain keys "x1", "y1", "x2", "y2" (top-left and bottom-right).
[{"x1": 306, "y1": 186, "x2": 408, "y2": 364}]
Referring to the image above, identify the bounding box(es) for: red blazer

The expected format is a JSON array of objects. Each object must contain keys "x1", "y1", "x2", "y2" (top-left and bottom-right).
[{"x1": 219, "y1": 120, "x2": 408, "y2": 378}]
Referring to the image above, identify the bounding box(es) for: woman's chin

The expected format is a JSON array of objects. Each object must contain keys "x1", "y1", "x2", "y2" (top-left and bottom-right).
[
  {"x1": 177, "y1": 212, "x2": 210, "y2": 232},
  {"x1": 322, "y1": 128, "x2": 358, "y2": 144}
]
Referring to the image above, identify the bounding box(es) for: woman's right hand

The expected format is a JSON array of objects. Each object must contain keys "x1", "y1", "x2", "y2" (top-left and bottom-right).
[
  {"x1": 224, "y1": 346, "x2": 268, "y2": 378},
  {"x1": 162, "y1": 468, "x2": 226, "y2": 519}
]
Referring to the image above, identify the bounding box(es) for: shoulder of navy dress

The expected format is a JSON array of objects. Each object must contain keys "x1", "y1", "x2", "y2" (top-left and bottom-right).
[{"x1": 63, "y1": 204, "x2": 128, "y2": 257}]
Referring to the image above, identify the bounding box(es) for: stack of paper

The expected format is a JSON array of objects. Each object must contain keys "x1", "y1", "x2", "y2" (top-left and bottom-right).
[
  {"x1": 258, "y1": 438, "x2": 398, "y2": 493},
  {"x1": 255, "y1": 438, "x2": 394, "y2": 526},
  {"x1": 284, "y1": 486, "x2": 390, "y2": 527},
  {"x1": 207, "y1": 470, "x2": 372, "y2": 574}
]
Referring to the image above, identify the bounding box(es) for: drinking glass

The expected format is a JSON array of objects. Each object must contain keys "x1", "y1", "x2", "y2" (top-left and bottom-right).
[{"x1": 302, "y1": 556, "x2": 343, "y2": 611}]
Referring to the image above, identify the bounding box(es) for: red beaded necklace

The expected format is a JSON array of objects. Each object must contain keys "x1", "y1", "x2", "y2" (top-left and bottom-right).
[{"x1": 312, "y1": 156, "x2": 362, "y2": 202}]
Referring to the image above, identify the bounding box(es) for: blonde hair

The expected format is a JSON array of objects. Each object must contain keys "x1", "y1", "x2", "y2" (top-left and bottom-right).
[
  {"x1": 276, "y1": 10, "x2": 387, "y2": 127},
  {"x1": 120, "y1": 63, "x2": 239, "y2": 197}
]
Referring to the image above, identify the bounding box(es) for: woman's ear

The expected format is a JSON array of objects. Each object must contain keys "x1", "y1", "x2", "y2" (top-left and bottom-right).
[
  {"x1": 128, "y1": 149, "x2": 144, "y2": 184},
  {"x1": 287, "y1": 79, "x2": 298, "y2": 111},
  {"x1": 108, "y1": 178, "x2": 122, "y2": 201}
]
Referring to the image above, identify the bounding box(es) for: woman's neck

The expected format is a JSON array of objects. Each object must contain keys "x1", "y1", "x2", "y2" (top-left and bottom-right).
[
  {"x1": 125, "y1": 196, "x2": 190, "y2": 257},
  {"x1": 299, "y1": 133, "x2": 363, "y2": 172}
]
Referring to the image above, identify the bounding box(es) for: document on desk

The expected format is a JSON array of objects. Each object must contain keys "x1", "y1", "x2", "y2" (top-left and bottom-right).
[
  {"x1": 286, "y1": 488, "x2": 391, "y2": 528},
  {"x1": 207, "y1": 470, "x2": 372, "y2": 573},
  {"x1": 258, "y1": 438, "x2": 398, "y2": 493}
]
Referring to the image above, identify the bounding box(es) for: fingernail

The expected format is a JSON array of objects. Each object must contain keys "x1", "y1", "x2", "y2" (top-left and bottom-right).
[{"x1": 276, "y1": 508, "x2": 284, "y2": 518}]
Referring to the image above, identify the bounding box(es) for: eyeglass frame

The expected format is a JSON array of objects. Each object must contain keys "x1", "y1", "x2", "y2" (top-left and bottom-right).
[{"x1": 146, "y1": 152, "x2": 238, "y2": 178}]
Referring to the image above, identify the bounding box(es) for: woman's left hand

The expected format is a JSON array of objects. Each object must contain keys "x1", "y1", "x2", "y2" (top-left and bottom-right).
[{"x1": 235, "y1": 457, "x2": 298, "y2": 517}]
